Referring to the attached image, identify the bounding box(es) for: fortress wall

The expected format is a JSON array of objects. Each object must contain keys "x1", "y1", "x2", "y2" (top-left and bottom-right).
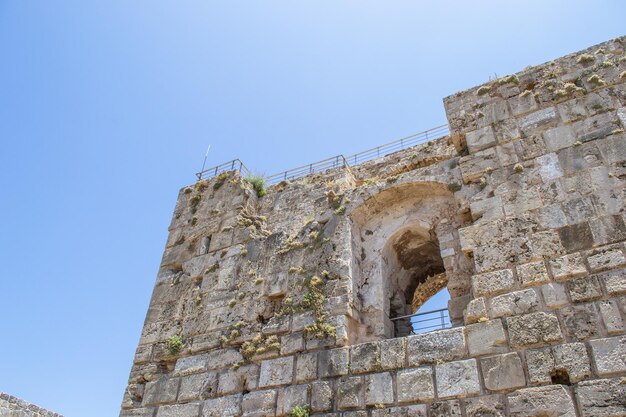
[{"x1": 121, "y1": 36, "x2": 626, "y2": 417}]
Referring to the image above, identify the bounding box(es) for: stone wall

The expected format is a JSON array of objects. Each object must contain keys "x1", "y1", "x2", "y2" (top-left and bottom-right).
[
  {"x1": 120, "y1": 36, "x2": 626, "y2": 417},
  {"x1": 0, "y1": 393, "x2": 64, "y2": 417}
]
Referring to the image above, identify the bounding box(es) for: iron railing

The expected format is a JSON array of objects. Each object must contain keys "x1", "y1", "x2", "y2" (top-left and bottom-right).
[
  {"x1": 196, "y1": 159, "x2": 250, "y2": 181},
  {"x1": 390, "y1": 307, "x2": 451, "y2": 335},
  {"x1": 195, "y1": 124, "x2": 450, "y2": 183}
]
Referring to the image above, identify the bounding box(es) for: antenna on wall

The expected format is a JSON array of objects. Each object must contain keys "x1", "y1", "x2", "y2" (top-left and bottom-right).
[{"x1": 200, "y1": 144, "x2": 211, "y2": 175}]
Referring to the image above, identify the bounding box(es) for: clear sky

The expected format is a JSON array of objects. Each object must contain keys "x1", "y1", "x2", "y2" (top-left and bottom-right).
[{"x1": 0, "y1": 1, "x2": 623, "y2": 416}]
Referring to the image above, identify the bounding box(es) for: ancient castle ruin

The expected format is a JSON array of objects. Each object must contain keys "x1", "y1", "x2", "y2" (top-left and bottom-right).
[{"x1": 120, "y1": 36, "x2": 626, "y2": 417}]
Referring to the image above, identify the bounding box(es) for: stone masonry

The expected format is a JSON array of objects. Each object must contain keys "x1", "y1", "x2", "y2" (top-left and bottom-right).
[
  {"x1": 0, "y1": 393, "x2": 64, "y2": 417},
  {"x1": 121, "y1": 36, "x2": 626, "y2": 416}
]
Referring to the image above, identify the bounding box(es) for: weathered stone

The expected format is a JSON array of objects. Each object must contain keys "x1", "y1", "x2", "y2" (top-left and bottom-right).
[
  {"x1": 518, "y1": 107, "x2": 558, "y2": 133},
  {"x1": 480, "y1": 352, "x2": 526, "y2": 391},
  {"x1": 587, "y1": 247, "x2": 626, "y2": 272},
  {"x1": 561, "y1": 303, "x2": 601, "y2": 340},
  {"x1": 464, "y1": 297, "x2": 487, "y2": 324},
  {"x1": 429, "y1": 400, "x2": 462, "y2": 417},
  {"x1": 295, "y1": 351, "x2": 317, "y2": 383},
  {"x1": 143, "y1": 377, "x2": 179, "y2": 406},
  {"x1": 598, "y1": 300, "x2": 624, "y2": 334},
  {"x1": 541, "y1": 282, "x2": 569, "y2": 308},
  {"x1": 466, "y1": 126, "x2": 497, "y2": 153},
  {"x1": 259, "y1": 356, "x2": 293, "y2": 387},
  {"x1": 350, "y1": 341, "x2": 380, "y2": 374},
  {"x1": 464, "y1": 394, "x2": 506, "y2": 417},
  {"x1": 600, "y1": 269, "x2": 626, "y2": 295},
  {"x1": 567, "y1": 276, "x2": 602, "y2": 302},
  {"x1": 178, "y1": 372, "x2": 217, "y2": 401},
  {"x1": 407, "y1": 327, "x2": 466, "y2": 365},
  {"x1": 217, "y1": 364, "x2": 258, "y2": 395},
  {"x1": 575, "y1": 378, "x2": 626, "y2": 417},
  {"x1": 472, "y1": 269, "x2": 516, "y2": 296},
  {"x1": 435, "y1": 359, "x2": 480, "y2": 398},
  {"x1": 365, "y1": 372, "x2": 393, "y2": 406},
  {"x1": 550, "y1": 254, "x2": 587, "y2": 281},
  {"x1": 371, "y1": 405, "x2": 427, "y2": 417},
  {"x1": 490, "y1": 288, "x2": 539, "y2": 318},
  {"x1": 516, "y1": 261, "x2": 550, "y2": 287},
  {"x1": 276, "y1": 384, "x2": 308, "y2": 416},
  {"x1": 396, "y1": 367, "x2": 434, "y2": 403},
  {"x1": 336, "y1": 376, "x2": 362, "y2": 410},
  {"x1": 379, "y1": 338, "x2": 405, "y2": 370},
  {"x1": 543, "y1": 125, "x2": 576, "y2": 152},
  {"x1": 203, "y1": 394, "x2": 242, "y2": 417},
  {"x1": 558, "y1": 222, "x2": 594, "y2": 253},
  {"x1": 526, "y1": 342, "x2": 591, "y2": 384},
  {"x1": 319, "y1": 347, "x2": 349, "y2": 378},
  {"x1": 466, "y1": 319, "x2": 507, "y2": 355},
  {"x1": 589, "y1": 336, "x2": 626, "y2": 376},
  {"x1": 174, "y1": 354, "x2": 209, "y2": 377},
  {"x1": 241, "y1": 390, "x2": 276, "y2": 417},
  {"x1": 506, "y1": 312, "x2": 563, "y2": 347},
  {"x1": 156, "y1": 403, "x2": 201, "y2": 417},
  {"x1": 311, "y1": 381, "x2": 332, "y2": 412},
  {"x1": 508, "y1": 385, "x2": 576, "y2": 417}
]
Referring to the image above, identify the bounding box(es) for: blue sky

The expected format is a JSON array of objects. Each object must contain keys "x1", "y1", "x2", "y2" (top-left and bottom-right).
[{"x1": 0, "y1": 1, "x2": 623, "y2": 416}]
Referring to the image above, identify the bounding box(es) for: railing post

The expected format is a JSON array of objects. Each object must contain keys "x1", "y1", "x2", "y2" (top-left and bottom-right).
[
  {"x1": 214, "y1": 166, "x2": 218, "y2": 176},
  {"x1": 440, "y1": 310, "x2": 445, "y2": 330}
]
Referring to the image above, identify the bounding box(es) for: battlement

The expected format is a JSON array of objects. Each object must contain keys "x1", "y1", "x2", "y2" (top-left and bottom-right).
[{"x1": 121, "y1": 35, "x2": 626, "y2": 417}]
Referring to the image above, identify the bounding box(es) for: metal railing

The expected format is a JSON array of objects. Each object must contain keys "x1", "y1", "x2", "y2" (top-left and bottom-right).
[
  {"x1": 194, "y1": 124, "x2": 450, "y2": 183},
  {"x1": 196, "y1": 159, "x2": 250, "y2": 181},
  {"x1": 390, "y1": 307, "x2": 451, "y2": 335}
]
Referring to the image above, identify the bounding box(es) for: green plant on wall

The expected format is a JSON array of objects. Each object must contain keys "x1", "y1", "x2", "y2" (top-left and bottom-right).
[
  {"x1": 246, "y1": 175, "x2": 267, "y2": 198},
  {"x1": 288, "y1": 405, "x2": 310, "y2": 417},
  {"x1": 167, "y1": 335, "x2": 183, "y2": 355}
]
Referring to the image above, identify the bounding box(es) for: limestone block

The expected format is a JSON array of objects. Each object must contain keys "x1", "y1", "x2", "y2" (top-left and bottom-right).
[
  {"x1": 280, "y1": 332, "x2": 304, "y2": 355},
  {"x1": 259, "y1": 356, "x2": 293, "y2": 387},
  {"x1": 567, "y1": 276, "x2": 603, "y2": 302},
  {"x1": 407, "y1": 327, "x2": 466, "y2": 365},
  {"x1": 276, "y1": 384, "x2": 308, "y2": 416},
  {"x1": 537, "y1": 152, "x2": 564, "y2": 182},
  {"x1": 600, "y1": 269, "x2": 626, "y2": 295},
  {"x1": 466, "y1": 319, "x2": 507, "y2": 356},
  {"x1": 464, "y1": 297, "x2": 487, "y2": 324},
  {"x1": 480, "y1": 352, "x2": 526, "y2": 391},
  {"x1": 430, "y1": 400, "x2": 462, "y2": 417},
  {"x1": 517, "y1": 261, "x2": 550, "y2": 288},
  {"x1": 557, "y1": 98, "x2": 587, "y2": 123},
  {"x1": 542, "y1": 282, "x2": 569, "y2": 308},
  {"x1": 203, "y1": 394, "x2": 242, "y2": 417},
  {"x1": 472, "y1": 269, "x2": 516, "y2": 297},
  {"x1": 218, "y1": 364, "x2": 258, "y2": 395},
  {"x1": 575, "y1": 378, "x2": 626, "y2": 417},
  {"x1": 590, "y1": 214, "x2": 626, "y2": 246},
  {"x1": 459, "y1": 148, "x2": 497, "y2": 183},
  {"x1": 562, "y1": 197, "x2": 596, "y2": 224},
  {"x1": 350, "y1": 341, "x2": 381, "y2": 374},
  {"x1": 495, "y1": 142, "x2": 519, "y2": 167},
  {"x1": 241, "y1": 390, "x2": 276, "y2": 417},
  {"x1": 396, "y1": 367, "x2": 434, "y2": 403},
  {"x1": 558, "y1": 222, "x2": 594, "y2": 253},
  {"x1": 466, "y1": 126, "x2": 497, "y2": 153},
  {"x1": 295, "y1": 352, "x2": 317, "y2": 383},
  {"x1": 490, "y1": 288, "x2": 539, "y2": 318},
  {"x1": 561, "y1": 303, "x2": 601, "y2": 340},
  {"x1": 508, "y1": 385, "x2": 576, "y2": 417},
  {"x1": 543, "y1": 125, "x2": 576, "y2": 152},
  {"x1": 121, "y1": 409, "x2": 157, "y2": 417},
  {"x1": 506, "y1": 312, "x2": 564, "y2": 347},
  {"x1": 549, "y1": 254, "x2": 587, "y2": 281},
  {"x1": 587, "y1": 247, "x2": 626, "y2": 272},
  {"x1": 206, "y1": 349, "x2": 243, "y2": 371},
  {"x1": 365, "y1": 372, "x2": 393, "y2": 406},
  {"x1": 598, "y1": 300, "x2": 624, "y2": 334},
  {"x1": 531, "y1": 230, "x2": 565, "y2": 258},
  {"x1": 470, "y1": 196, "x2": 504, "y2": 222},
  {"x1": 589, "y1": 336, "x2": 626, "y2": 376},
  {"x1": 178, "y1": 372, "x2": 217, "y2": 402},
  {"x1": 336, "y1": 376, "x2": 362, "y2": 410},
  {"x1": 156, "y1": 403, "x2": 201, "y2": 417},
  {"x1": 518, "y1": 107, "x2": 558, "y2": 132},
  {"x1": 371, "y1": 405, "x2": 427, "y2": 417},
  {"x1": 379, "y1": 337, "x2": 405, "y2": 370},
  {"x1": 311, "y1": 381, "x2": 332, "y2": 412},
  {"x1": 464, "y1": 394, "x2": 506, "y2": 417},
  {"x1": 264, "y1": 272, "x2": 288, "y2": 297},
  {"x1": 143, "y1": 377, "x2": 179, "y2": 406},
  {"x1": 435, "y1": 359, "x2": 481, "y2": 399},
  {"x1": 509, "y1": 92, "x2": 538, "y2": 116},
  {"x1": 174, "y1": 354, "x2": 209, "y2": 377},
  {"x1": 526, "y1": 343, "x2": 591, "y2": 384},
  {"x1": 319, "y1": 347, "x2": 349, "y2": 377}
]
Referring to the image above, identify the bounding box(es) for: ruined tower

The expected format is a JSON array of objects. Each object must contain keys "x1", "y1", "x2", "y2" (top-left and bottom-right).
[{"x1": 121, "y1": 36, "x2": 626, "y2": 416}]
